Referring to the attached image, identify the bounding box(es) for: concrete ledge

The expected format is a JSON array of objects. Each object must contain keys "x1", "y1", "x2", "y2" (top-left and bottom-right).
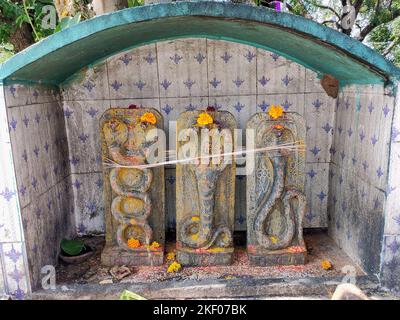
[{"x1": 31, "y1": 275, "x2": 379, "y2": 300}]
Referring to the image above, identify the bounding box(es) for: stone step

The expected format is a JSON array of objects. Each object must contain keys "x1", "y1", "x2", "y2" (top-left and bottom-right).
[{"x1": 31, "y1": 275, "x2": 383, "y2": 300}]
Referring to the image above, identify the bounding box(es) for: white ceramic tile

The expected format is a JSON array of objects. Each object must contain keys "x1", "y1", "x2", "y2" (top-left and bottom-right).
[
  {"x1": 4, "y1": 85, "x2": 30, "y2": 108},
  {"x1": 304, "y1": 163, "x2": 329, "y2": 228},
  {"x1": 305, "y1": 68, "x2": 324, "y2": 93},
  {"x1": 160, "y1": 96, "x2": 209, "y2": 151},
  {"x1": 72, "y1": 173, "x2": 105, "y2": 235},
  {"x1": 62, "y1": 61, "x2": 109, "y2": 101},
  {"x1": 108, "y1": 44, "x2": 160, "y2": 99},
  {"x1": 157, "y1": 38, "x2": 208, "y2": 98},
  {"x1": 257, "y1": 49, "x2": 305, "y2": 94},
  {"x1": 209, "y1": 95, "x2": 256, "y2": 129},
  {"x1": 208, "y1": 39, "x2": 256, "y2": 96},
  {"x1": 385, "y1": 142, "x2": 400, "y2": 235},
  {"x1": 1, "y1": 242, "x2": 30, "y2": 299},
  {"x1": 63, "y1": 100, "x2": 111, "y2": 174},
  {"x1": 256, "y1": 93, "x2": 305, "y2": 115}
]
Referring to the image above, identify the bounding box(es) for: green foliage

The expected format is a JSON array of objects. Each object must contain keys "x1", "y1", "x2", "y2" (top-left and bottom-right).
[
  {"x1": 0, "y1": 0, "x2": 55, "y2": 43},
  {"x1": 0, "y1": 0, "x2": 90, "y2": 58},
  {"x1": 54, "y1": 12, "x2": 81, "y2": 32},
  {"x1": 0, "y1": 42, "x2": 13, "y2": 62},
  {"x1": 119, "y1": 290, "x2": 147, "y2": 300},
  {"x1": 0, "y1": 0, "x2": 24, "y2": 43},
  {"x1": 127, "y1": 0, "x2": 144, "y2": 8},
  {"x1": 60, "y1": 238, "x2": 85, "y2": 256}
]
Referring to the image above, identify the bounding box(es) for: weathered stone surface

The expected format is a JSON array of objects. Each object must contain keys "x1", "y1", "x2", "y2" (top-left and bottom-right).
[
  {"x1": 247, "y1": 111, "x2": 307, "y2": 266},
  {"x1": 100, "y1": 108, "x2": 165, "y2": 266},
  {"x1": 176, "y1": 110, "x2": 236, "y2": 266},
  {"x1": 320, "y1": 74, "x2": 339, "y2": 98}
]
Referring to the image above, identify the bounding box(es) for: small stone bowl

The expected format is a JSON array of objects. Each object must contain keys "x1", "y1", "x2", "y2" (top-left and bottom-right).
[{"x1": 59, "y1": 246, "x2": 94, "y2": 265}]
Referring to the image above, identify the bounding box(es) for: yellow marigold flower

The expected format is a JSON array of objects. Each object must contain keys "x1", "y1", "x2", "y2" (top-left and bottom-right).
[
  {"x1": 166, "y1": 252, "x2": 175, "y2": 261},
  {"x1": 61, "y1": 9, "x2": 69, "y2": 18},
  {"x1": 268, "y1": 105, "x2": 284, "y2": 120},
  {"x1": 140, "y1": 112, "x2": 157, "y2": 125},
  {"x1": 150, "y1": 241, "x2": 160, "y2": 249},
  {"x1": 197, "y1": 112, "x2": 213, "y2": 126},
  {"x1": 167, "y1": 261, "x2": 182, "y2": 273},
  {"x1": 269, "y1": 235, "x2": 279, "y2": 244},
  {"x1": 127, "y1": 237, "x2": 141, "y2": 249},
  {"x1": 321, "y1": 259, "x2": 332, "y2": 270}
]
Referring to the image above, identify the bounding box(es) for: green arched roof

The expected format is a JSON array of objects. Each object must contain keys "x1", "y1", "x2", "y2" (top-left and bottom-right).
[{"x1": 1, "y1": 1, "x2": 399, "y2": 86}]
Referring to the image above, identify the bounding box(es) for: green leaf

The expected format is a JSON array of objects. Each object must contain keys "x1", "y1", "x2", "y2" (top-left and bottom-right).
[
  {"x1": 128, "y1": 0, "x2": 144, "y2": 8},
  {"x1": 55, "y1": 13, "x2": 81, "y2": 33},
  {"x1": 60, "y1": 239, "x2": 85, "y2": 256},
  {"x1": 119, "y1": 290, "x2": 147, "y2": 300}
]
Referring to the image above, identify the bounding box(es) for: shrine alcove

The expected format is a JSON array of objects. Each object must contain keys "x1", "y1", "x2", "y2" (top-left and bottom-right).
[{"x1": 0, "y1": 1, "x2": 399, "y2": 298}]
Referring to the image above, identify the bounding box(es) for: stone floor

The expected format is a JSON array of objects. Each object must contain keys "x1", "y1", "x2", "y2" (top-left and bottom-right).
[
  {"x1": 31, "y1": 230, "x2": 399, "y2": 299},
  {"x1": 56, "y1": 230, "x2": 364, "y2": 285}
]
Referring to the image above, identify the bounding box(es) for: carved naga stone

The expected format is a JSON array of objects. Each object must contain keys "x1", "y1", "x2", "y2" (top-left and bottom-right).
[
  {"x1": 100, "y1": 108, "x2": 165, "y2": 266},
  {"x1": 247, "y1": 108, "x2": 307, "y2": 266},
  {"x1": 176, "y1": 110, "x2": 236, "y2": 266}
]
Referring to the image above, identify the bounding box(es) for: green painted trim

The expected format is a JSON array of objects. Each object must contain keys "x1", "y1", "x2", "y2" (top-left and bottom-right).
[{"x1": 0, "y1": 1, "x2": 399, "y2": 85}]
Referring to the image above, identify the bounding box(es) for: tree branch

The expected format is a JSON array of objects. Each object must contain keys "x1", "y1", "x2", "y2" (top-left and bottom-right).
[
  {"x1": 303, "y1": 0, "x2": 341, "y2": 18},
  {"x1": 383, "y1": 40, "x2": 398, "y2": 56},
  {"x1": 358, "y1": 9, "x2": 400, "y2": 41}
]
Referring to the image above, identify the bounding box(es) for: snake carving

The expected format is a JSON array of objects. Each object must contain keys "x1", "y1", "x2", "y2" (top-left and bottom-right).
[
  {"x1": 176, "y1": 110, "x2": 236, "y2": 261},
  {"x1": 252, "y1": 122, "x2": 306, "y2": 251},
  {"x1": 180, "y1": 164, "x2": 232, "y2": 249},
  {"x1": 101, "y1": 108, "x2": 164, "y2": 264}
]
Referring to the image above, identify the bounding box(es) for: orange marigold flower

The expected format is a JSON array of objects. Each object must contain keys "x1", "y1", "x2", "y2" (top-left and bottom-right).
[
  {"x1": 287, "y1": 246, "x2": 305, "y2": 253},
  {"x1": 197, "y1": 112, "x2": 213, "y2": 126},
  {"x1": 167, "y1": 261, "x2": 182, "y2": 273},
  {"x1": 140, "y1": 112, "x2": 157, "y2": 125},
  {"x1": 127, "y1": 237, "x2": 141, "y2": 249},
  {"x1": 268, "y1": 104, "x2": 284, "y2": 120},
  {"x1": 321, "y1": 259, "x2": 332, "y2": 270}
]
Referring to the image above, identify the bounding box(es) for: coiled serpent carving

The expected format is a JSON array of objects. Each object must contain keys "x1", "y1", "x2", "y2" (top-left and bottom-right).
[
  {"x1": 104, "y1": 117, "x2": 157, "y2": 251},
  {"x1": 180, "y1": 164, "x2": 232, "y2": 249},
  {"x1": 253, "y1": 129, "x2": 306, "y2": 250}
]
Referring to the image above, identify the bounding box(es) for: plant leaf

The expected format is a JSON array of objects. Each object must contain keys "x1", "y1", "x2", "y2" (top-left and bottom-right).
[
  {"x1": 119, "y1": 290, "x2": 147, "y2": 300},
  {"x1": 60, "y1": 239, "x2": 85, "y2": 256}
]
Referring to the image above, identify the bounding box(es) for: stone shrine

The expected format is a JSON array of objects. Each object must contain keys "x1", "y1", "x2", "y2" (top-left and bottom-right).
[
  {"x1": 176, "y1": 110, "x2": 236, "y2": 266},
  {"x1": 100, "y1": 108, "x2": 165, "y2": 266},
  {"x1": 247, "y1": 108, "x2": 307, "y2": 266}
]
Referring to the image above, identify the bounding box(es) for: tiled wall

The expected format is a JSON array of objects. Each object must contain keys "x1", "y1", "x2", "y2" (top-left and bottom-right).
[
  {"x1": 1, "y1": 38, "x2": 399, "y2": 293},
  {"x1": 328, "y1": 84, "x2": 395, "y2": 275},
  {"x1": 380, "y1": 83, "x2": 400, "y2": 291},
  {"x1": 0, "y1": 85, "x2": 31, "y2": 298},
  {"x1": 2, "y1": 84, "x2": 75, "y2": 290},
  {"x1": 61, "y1": 38, "x2": 335, "y2": 235}
]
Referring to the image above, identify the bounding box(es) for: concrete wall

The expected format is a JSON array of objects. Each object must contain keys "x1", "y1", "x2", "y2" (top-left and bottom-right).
[
  {"x1": 61, "y1": 38, "x2": 335, "y2": 235},
  {"x1": 2, "y1": 84, "x2": 75, "y2": 290}
]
